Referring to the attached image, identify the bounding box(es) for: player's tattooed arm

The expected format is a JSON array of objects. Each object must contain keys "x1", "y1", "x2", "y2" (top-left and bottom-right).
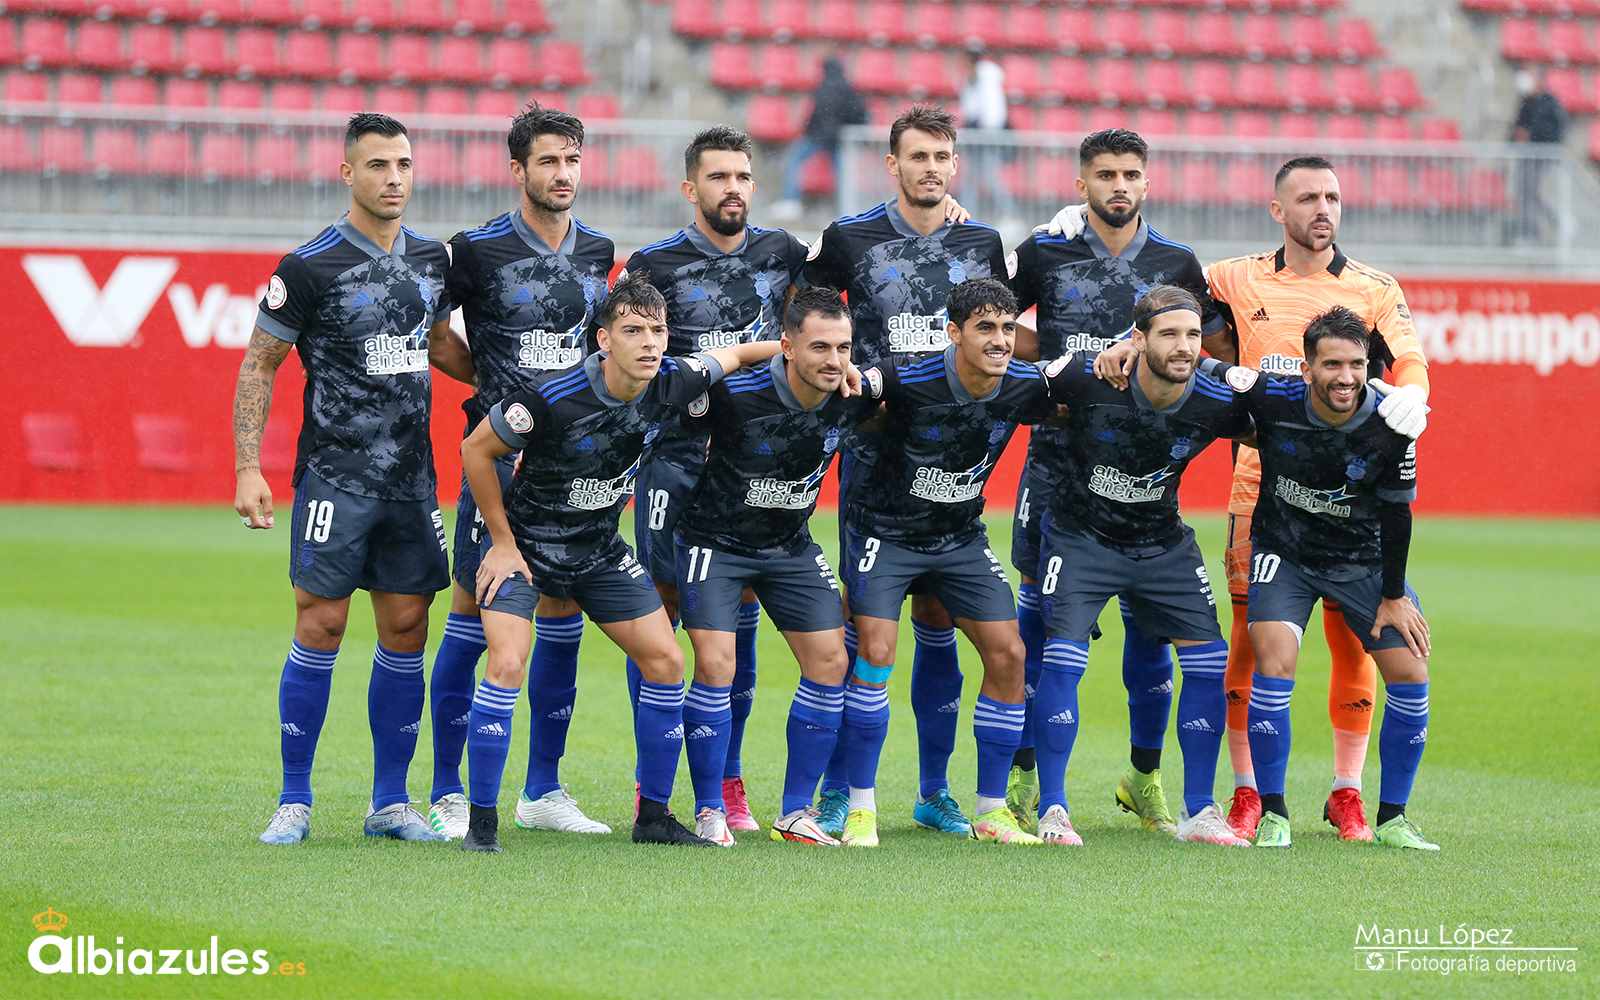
[
  {"x1": 232, "y1": 327, "x2": 294, "y2": 528},
  {"x1": 427, "y1": 316, "x2": 475, "y2": 385}
]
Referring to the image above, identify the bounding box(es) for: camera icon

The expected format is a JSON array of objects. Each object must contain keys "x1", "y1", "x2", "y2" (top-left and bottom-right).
[{"x1": 1360, "y1": 950, "x2": 1389, "y2": 972}]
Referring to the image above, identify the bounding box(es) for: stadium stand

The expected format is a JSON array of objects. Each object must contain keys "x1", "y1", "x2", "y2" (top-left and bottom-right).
[{"x1": 1464, "y1": 0, "x2": 1600, "y2": 161}]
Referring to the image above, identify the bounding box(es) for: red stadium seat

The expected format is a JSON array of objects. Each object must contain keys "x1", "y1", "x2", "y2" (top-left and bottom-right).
[
  {"x1": 1278, "y1": 111, "x2": 1321, "y2": 139},
  {"x1": 1096, "y1": 57, "x2": 1145, "y2": 106},
  {"x1": 268, "y1": 80, "x2": 315, "y2": 110},
  {"x1": 1232, "y1": 110, "x2": 1275, "y2": 138},
  {"x1": 1241, "y1": 13, "x2": 1287, "y2": 61},
  {"x1": 145, "y1": 131, "x2": 195, "y2": 178},
  {"x1": 1325, "y1": 112, "x2": 1366, "y2": 140},
  {"x1": 1005, "y1": 103, "x2": 1034, "y2": 130},
  {"x1": 21, "y1": 19, "x2": 72, "y2": 70},
  {"x1": 1365, "y1": 162, "x2": 1411, "y2": 210},
  {"x1": 22, "y1": 414, "x2": 82, "y2": 470},
  {"x1": 505, "y1": 0, "x2": 550, "y2": 37},
  {"x1": 1137, "y1": 107, "x2": 1179, "y2": 137},
  {"x1": 1102, "y1": 10, "x2": 1148, "y2": 57},
  {"x1": 861, "y1": 2, "x2": 909, "y2": 46},
  {"x1": 457, "y1": 137, "x2": 503, "y2": 187},
  {"x1": 40, "y1": 126, "x2": 91, "y2": 175},
  {"x1": 422, "y1": 86, "x2": 468, "y2": 115},
  {"x1": 1145, "y1": 61, "x2": 1188, "y2": 108},
  {"x1": 1287, "y1": 14, "x2": 1335, "y2": 61},
  {"x1": 1372, "y1": 115, "x2": 1414, "y2": 141},
  {"x1": 1194, "y1": 12, "x2": 1241, "y2": 58},
  {"x1": 906, "y1": 2, "x2": 960, "y2": 48},
  {"x1": 1003, "y1": 5, "x2": 1052, "y2": 52},
  {"x1": 318, "y1": 82, "x2": 366, "y2": 111},
  {"x1": 452, "y1": 0, "x2": 509, "y2": 36},
  {"x1": 1282, "y1": 63, "x2": 1333, "y2": 111},
  {"x1": 75, "y1": 21, "x2": 127, "y2": 72},
  {"x1": 199, "y1": 133, "x2": 253, "y2": 181},
  {"x1": 233, "y1": 27, "x2": 281, "y2": 78},
  {"x1": 284, "y1": 32, "x2": 337, "y2": 80},
  {"x1": 301, "y1": 0, "x2": 354, "y2": 30},
  {"x1": 709, "y1": 42, "x2": 757, "y2": 90},
  {"x1": 1500, "y1": 19, "x2": 1548, "y2": 63},
  {"x1": 816, "y1": 0, "x2": 867, "y2": 43},
  {"x1": 1545, "y1": 67, "x2": 1596, "y2": 113},
  {"x1": 768, "y1": 0, "x2": 813, "y2": 42},
  {"x1": 999, "y1": 54, "x2": 1043, "y2": 101},
  {"x1": 0, "y1": 20, "x2": 14, "y2": 66},
  {"x1": 133, "y1": 415, "x2": 195, "y2": 471},
  {"x1": 1185, "y1": 109, "x2": 1226, "y2": 138},
  {"x1": 488, "y1": 37, "x2": 534, "y2": 86},
  {"x1": 905, "y1": 50, "x2": 957, "y2": 99},
  {"x1": 434, "y1": 37, "x2": 486, "y2": 85},
  {"x1": 406, "y1": 0, "x2": 455, "y2": 32},
  {"x1": 956, "y1": 3, "x2": 1006, "y2": 51},
  {"x1": 1465, "y1": 167, "x2": 1509, "y2": 212},
  {"x1": 109, "y1": 75, "x2": 162, "y2": 106},
  {"x1": 162, "y1": 77, "x2": 211, "y2": 107},
  {"x1": 303, "y1": 134, "x2": 345, "y2": 180},
  {"x1": 1171, "y1": 159, "x2": 1222, "y2": 206},
  {"x1": 1225, "y1": 160, "x2": 1273, "y2": 206},
  {"x1": 335, "y1": 33, "x2": 384, "y2": 83},
  {"x1": 577, "y1": 92, "x2": 620, "y2": 119},
  {"x1": 469, "y1": 87, "x2": 519, "y2": 118},
  {"x1": 253, "y1": 133, "x2": 301, "y2": 182},
  {"x1": 249, "y1": 0, "x2": 300, "y2": 26},
  {"x1": 854, "y1": 49, "x2": 900, "y2": 95},
  {"x1": 1189, "y1": 62, "x2": 1236, "y2": 110},
  {"x1": 218, "y1": 78, "x2": 265, "y2": 108},
  {"x1": 93, "y1": 0, "x2": 150, "y2": 21},
  {"x1": 765, "y1": 44, "x2": 819, "y2": 92},
  {"x1": 385, "y1": 34, "x2": 432, "y2": 84},
  {"x1": 1046, "y1": 55, "x2": 1095, "y2": 103},
  {"x1": 612, "y1": 144, "x2": 663, "y2": 191},
  {"x1": 1056, "y1": 10, "x2": 1097, "y2": 55},
  {"x1": 1083, "y1": 104, "x2": 1130, "y2": 133},
  {"x1": 1036, "y1": 105, "x2": 1082, "y2": 135},
  {"x1": 1238, "y1": 62, "x2": 1286, "y2": 109},
  {"x1": 92, "y1": 127, "x2": 139, "y2": 170},
  {"x1": 798, "y1": 148, "x2": 834, "y2": 197},
  {"x1": 1547, "y1": 20, "x2": 1597, "y2": 65},
  {"x1": 1148, "y1": 11, "x2": 1194, "y2": 59},
  {"x1": 1334, "y1": 18, "x2": 1380, "y2": 61},
  {"x1": 189, "y1": 0, "x2": 250, "y2": 26},
  {"x1": 3, "y1": 71, "x2": 49, "y2": 104},
  {"x1": 56, "y1": 73, "x2": 102, "y2": 105},
  {"x1": 0, "y1": 124, "x2": 39, "y2": 171},
  {"x1": 179, "y1": 26, "x2": 231, "y2": 77},
  {"x1": 371, "y1": 84, "x2": 420, "y2": 115},
  {"x1": 747, "y1": 93, "x2": 801, "y2": 142},
  {"x1": 670, "y1": 0, "x2": 720, "y2": 41},
  {"x1": 1377, "y1": 68, "x2": 1423, "y2": 112},
  {"x1": 1417, "y1": 165, "x2": 1464, "y2": 213},
  {"x1": 1590, "y1": 124, "x2": 1600, "y2": 165}
]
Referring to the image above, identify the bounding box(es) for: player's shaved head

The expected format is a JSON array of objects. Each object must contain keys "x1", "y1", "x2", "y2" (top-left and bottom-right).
[
  {"x1": 1303, "y1": 305, "x2": 1369, "y2": 361},
  {"x1": 508, "y1": 103, "x2": 584, "y2": 165},
  {"x1": 602, "y1": 273, "x2": 667, "y2": 329},
  {"x1": 344, "y1": 112, "x2": 406, "y2": 156},
  {"x1": 341, "y1": 113, "x2": 411, "y2": 223},
  {"x1": 1274, "y1": 155, "x2": 1335, "y2": 191}
]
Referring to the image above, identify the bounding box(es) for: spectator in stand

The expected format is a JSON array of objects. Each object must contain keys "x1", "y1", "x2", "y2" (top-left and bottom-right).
[
  {"x1": 773, "y1": 56, "x2": 868, "y2": 219},
  {"x1": 958, "y1": 50, "x2": 1011, "y2": 221},
  {"x1": 1508, "y1": 66, "x2": 1567, "y2": 243}
]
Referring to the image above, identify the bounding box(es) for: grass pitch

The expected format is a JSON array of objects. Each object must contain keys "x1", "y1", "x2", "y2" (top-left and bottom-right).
[{"x1": 2, "y1": 506, "x2": 1596, "y2": 998}]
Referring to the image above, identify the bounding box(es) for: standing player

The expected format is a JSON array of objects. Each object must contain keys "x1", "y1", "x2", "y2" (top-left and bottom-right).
[
  {"x1": 620, "y1": 126, "x2": 811, "y2": 832},
  {"x1": 456, "y1": 276, "x2": 783, "y2": 852},
  {"x1": 838, "y1": 279, "x2": 1049, "y2": 847},
  {"x1": 1199, "y1": 308, "x2": 1435, "y2": 850},
  {"x1": 674, "y1": 287, "x2": 870, "y2": 846},
  {"x1": 424, "y1": 104, "x2": 616, "y2": 840},
  {"x1": 806, "y1": 105, "x2": 1010, "y2": 837},
  {"x1": 1095, "y1": 155, "x2": 1430, "y2": 841},
  {"x1": 1028, "y1": 286, "x2": 1255, "y2": 847},
  {"x1": 1006, "y1": 128, "x2": 1224, "y2": 836},
  {"x1": 236, "y1": 113, "x2": 452, "y2": 845}
]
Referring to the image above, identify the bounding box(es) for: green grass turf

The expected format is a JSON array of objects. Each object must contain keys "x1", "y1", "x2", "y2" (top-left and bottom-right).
[{"x1": 2, "y1": 506, "x2": 1596, "y2": 998}]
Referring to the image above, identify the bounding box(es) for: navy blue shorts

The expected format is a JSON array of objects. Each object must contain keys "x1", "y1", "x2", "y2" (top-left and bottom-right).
[
  {"x1": 634, "y1": 453, "x2": 699, "y2": 587},
  {"x1": 678, "y1": 537, "x2": 844, "y2": 633},
  {"x1": 1246, "y1": 548, "x2": 1422, "y2": 653},
  {"x1": 451, "y1": 454, "x2": 516, "y2": 592},
  {"x1": 1038, "y1": 519, "x2": 1222, "y2": 644},
  {"x1": 841, "y1": 523, "x2": 1015, "y2": 623},
  {"x1": 288, "y1": 468, "x2": 449, "y2": 599},
  {"x1": 1010, "y1": 455, "x2": 1052, "y2": 580},
  {"x1": 480, "y1": 540, "x2": 662, "y2": 624}
]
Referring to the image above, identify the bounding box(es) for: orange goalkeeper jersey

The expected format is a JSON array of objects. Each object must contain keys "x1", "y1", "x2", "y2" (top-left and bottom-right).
[{"x1": 1206, "y1": 245, "x2": 1429, "y2": 514}]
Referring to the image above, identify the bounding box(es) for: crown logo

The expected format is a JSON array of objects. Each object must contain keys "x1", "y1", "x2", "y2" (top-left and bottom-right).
[{"x1": 32, "y1": 907, "x2": 68, "y2": 934}]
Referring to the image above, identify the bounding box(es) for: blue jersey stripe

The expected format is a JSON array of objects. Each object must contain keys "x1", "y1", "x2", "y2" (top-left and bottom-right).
[
  {"x1": 728, "y1": 377, "x2": 773, "y2": 394},
  {"x1": 293, "y1": 227, "x2": 340, "y2": 258},
  {"x1": 573, "y1": 219, "x2": 610, "y2": 240},
  {"x1": 538, "y1": 370, "x2": 589, "y2": 399},
  {"x1": 899, "y1": 371, "x2": 947, "y2": 385},
  {"x1": 899, "y1": 356, "x2": 945, "y2": 374},
  {"x1": 1145, "y1": 225, "x2": 1196, "y2": 256},
  {"x1": 836, "y1": 203, "x2": 888, "y2": 227},
  {"x1": 636, "y1": 231, "x2": 688, "y2": 256},
  {"x1": 400, "y1": 224, "x2": 438, "y2": 244},
  {"x1": 465, "y1": 216, "x2": 514, "y2": 242}
]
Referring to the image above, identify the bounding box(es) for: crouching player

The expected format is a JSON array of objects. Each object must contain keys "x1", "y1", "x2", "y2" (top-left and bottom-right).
[
  {"x1": 457, "y1": 276, "x2": 782, "y2": 851},
  {"x1": 1203, "y1": 306, "x2": 1435, "y2": 850},
  {"x1": 675, "y1": 287, "x2": 872, "y2": 846},
  {"x1": 840, "y1": 278, "x2": 1054, "y2": 847}
]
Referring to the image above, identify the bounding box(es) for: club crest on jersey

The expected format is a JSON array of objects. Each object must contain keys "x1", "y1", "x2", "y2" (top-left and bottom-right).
[
  {"x1": 582, "y1": 275, "x2": 598, "y2": 305},
  {"x1": 947, "y1": 259, "x2": 967, "y2": 284},
  {"x1": 1225, "y1": 365, "x2": 1260, "y2": 391},
  {"x1": 643, "y1": 422, "x2": 663, "y2": 447},
  {"x1": 823, "y1": 427, "x2": 842, "y2": 454},
  {"x1": 266, "y1": 274, "x2": 287, "y2": 310},
  {"x1": 505, "y1": 403, "x2": 534, "y2": 434},
  {"x1": 1346, "y1": 456, "x2": 1368, "y2": 481},
  {"x1": 987, "y1": 420, "x2": 1008, "y2": 446},
  {"x1": 1170, "y1": 437, "x2": 1193, "y2": 460},
  {"x1": 754, "y1": 271, "x2": 772, "y2": 300}
]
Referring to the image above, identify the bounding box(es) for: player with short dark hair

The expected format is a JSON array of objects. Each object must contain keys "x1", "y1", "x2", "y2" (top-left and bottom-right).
[
  {"x1": 423, "y1": 103, "x2": 617, "y2": 840},
  {"x1": 1198, "y1": 307, "x2": 1435, "y2": 850},
  {"x1": 456, "y1": 275, "x2": 784, "y2": 852},
  {"x1": 837, "y1": 278, "x2": 1050, "y2": 847},
  {"x1": 619, "y1": 125, "x2": 813, "y2": 832},
  {"x1": 237, "y1": 113, "x2": 453, "y2": 845},
  {"x1": 675, "y1": 286, "x2": 872, "y2": 846},
  {"x1": 805, "y1": 105, "x2": 1008, "y2": 838},
  {"x1": 1006, "y1": 127, "x2": 1223, "y2": 837},
  {"x1": 1028, "y1": 284, "x2": 1257, "y2": 847}
]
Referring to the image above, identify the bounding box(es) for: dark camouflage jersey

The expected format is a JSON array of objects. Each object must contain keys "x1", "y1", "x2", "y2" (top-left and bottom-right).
[
  {"x1": 256, "y1": 218, "x2": 452, "y2": 501},
  {"x1": 851, "y1": 347, "x2": 1054, "y2": 552},
  {"x1": 621, "y1": 223, "x2": 809, "y2": 465},
  {"x1": 1208, "y1": 361, "x2": 1419, "y2": 582},
  {"x1": 806, "y1": 201, "x2": 1009, "y2": 368},
  {"x1": 1012, "y1": 219, "x2": 1222, "y2": 491},
  {"x1": 677, "y1": 354, "x2": 874, "y2": 558},
  {"x1": 1041, "y1": 351, "x2": 1253, "y2": 556},
  {"x1": 485, "y1": 352, "x2": 723, "y2": 580},
  {"x1": 445, "y1": 211, "x2": 614, "y2": 427}
]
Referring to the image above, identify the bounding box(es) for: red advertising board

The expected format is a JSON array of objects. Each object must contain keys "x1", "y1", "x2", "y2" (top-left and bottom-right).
[{"x1": 1, "y1": 245, "x2": 1595, "y2": 515}]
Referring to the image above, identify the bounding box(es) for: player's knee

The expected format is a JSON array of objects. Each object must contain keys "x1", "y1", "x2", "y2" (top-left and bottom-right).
[
  {"x1": 807, "y1": 644, "x2": 850, "y2": 686},
  {"x1": 981, "y1": 635, "x2": 1026, "y2": 686},
  {"x1": 484, "y1": 647, "x2": 527, "y2": 689},
  {"x1": 634, "y1": 645, "x2": 684, "y2": 685},
  {"x1": 692, "y1": 646, "x2": 736, "y2": 686},
  {"x1": 294, "y1": 607, "x2": 346, "y2": 648},
  {"x1": 857, "y1": 634, "x2": 896, "y2": 669}
]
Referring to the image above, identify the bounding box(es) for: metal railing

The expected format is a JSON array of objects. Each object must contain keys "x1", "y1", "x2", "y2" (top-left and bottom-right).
[{"x1": 837, "y1": 125, "x2": 1598, "y2": 274}]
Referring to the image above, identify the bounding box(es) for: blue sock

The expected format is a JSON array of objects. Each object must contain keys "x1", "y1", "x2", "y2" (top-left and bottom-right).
[
  {"x1": 466, "y1": 679, "x2": 518, "y2": 809},
  {"x1": 368, "y1": 645, "x2": 425, "y2": 811},
  {"x1": 910, "y1": 621, "x2": 961, "y2": 798},
  {"x1": 1378, "y1": 681, "x2": 1429, "y2": 809},
  {"x1": 1247, "y1": 673, "x2": 1295, "y2": 802},
  {"x1": 783, "y1": 678, "x2": 845, "y2": 815},
  {"x1": 635, "y1": 680, "x2": 686, "y2": 804},
  {"x1": 1121, "y1": 604, "x2": 1173, "y2": 763},
  {"x1": 819, "y1": 624, "x2": 860, "y2": 796},
  {"x1": 684, "y1": 681, "x2": 733, "y2": 813},
  {"x1": 1016, "y1": 584, "x2": 1044, "y2": 754},
  {"x1": 1035, "y1": 639, "x2": 1088, "y2": 814},
  {"x1": 626, "y1": 617, "x2": 674, "y2": 784},
  {"x1": 278, "y1": 640, "x2": 336, "y2": 806},
  {"x1": 842, "y1": 682, "x2": 890, "y2": 791},
  {"x1": 1175, "y1": 640, "x2": 1229, "y2": 815},
  {"x1": 428, "y1": 613, "x2": 484, "y2": 801},
  {"x1": 973, "y1": 694, "x2": 1026, "y2": 800},
  {"x1": 725, "y1": 600, "x2": 761, "y2": 779},
  {"x1": 524, "y1": 612, "x2": 583, "y2": 800}
]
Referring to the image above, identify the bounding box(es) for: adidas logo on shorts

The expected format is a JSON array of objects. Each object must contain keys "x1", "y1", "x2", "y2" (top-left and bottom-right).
[
  {"x1": 1047, "y1": 710, "x2": 1075, "y2": 725},
  {"x1": 664, "y1": 723, "x2": 684, "y2": 741},
  {"x1": 686, "y1": 725, "x2": 717, "y2": 740},
  {"x1": 547, "y1": 705, "x2": 573, "y2": 720},
  {"x1": 1181, "y1": 717, "x2": 1216, "y2": 733},
  {"x1": 1249, "y1": 720, "x2": 1279, "y2": 736},
  {"x1": 1410, "y1": 727, "x2": 1428, "y2": 745},
  {"x1": 400, "y1": 721, "x2": 420, "y2": 735},
  {"x1": 937, "y1": 699, "x2": 960, "y2": 714},
  {"x1": 476, "y1": 722, "x2": 508, "y2": 738},
  {"x1": 280, "y1": 723, "x2": 306, "y2": 737}
]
